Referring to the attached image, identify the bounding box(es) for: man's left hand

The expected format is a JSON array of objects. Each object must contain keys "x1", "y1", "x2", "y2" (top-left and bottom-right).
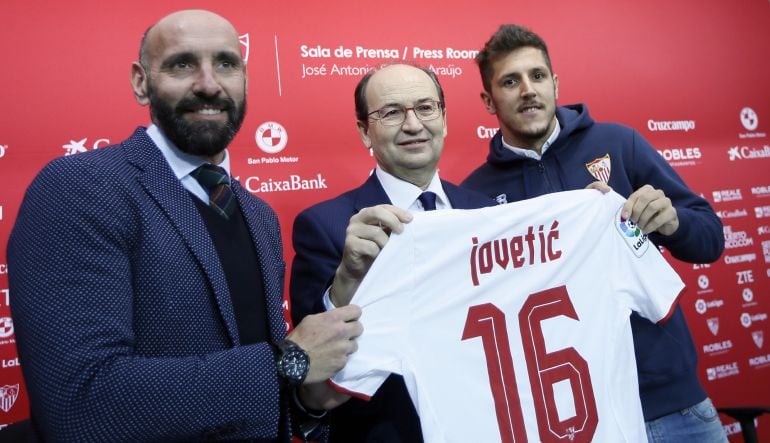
[{"x1": 622, "y1": 184, "x2": 679, "y2": 236}]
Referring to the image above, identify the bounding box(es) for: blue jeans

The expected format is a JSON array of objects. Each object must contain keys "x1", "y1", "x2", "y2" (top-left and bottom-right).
[{"x1": 645, "y1": 397, "x2": 728, "y2": 443}]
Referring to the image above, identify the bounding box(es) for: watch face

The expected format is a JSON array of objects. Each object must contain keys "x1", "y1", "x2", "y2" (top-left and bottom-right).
[
  {"x1": 278, "y1": 342, "x2": 309, "y2": 386},
  {"x1": 283, "y1": 350, "x2": 309, "y2": 379}
]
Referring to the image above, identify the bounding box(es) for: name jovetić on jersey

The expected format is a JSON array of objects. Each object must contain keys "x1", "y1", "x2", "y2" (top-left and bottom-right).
[{"x1": 330, "y1": 189, "x2": 685, "y2": 443}]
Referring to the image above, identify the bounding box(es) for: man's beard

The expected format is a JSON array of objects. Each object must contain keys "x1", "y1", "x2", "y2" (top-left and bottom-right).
[{"x1": 148, "y1": 84, "x2": 246, "y2": 158}]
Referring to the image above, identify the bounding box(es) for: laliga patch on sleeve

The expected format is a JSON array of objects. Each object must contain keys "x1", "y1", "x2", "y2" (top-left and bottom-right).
[{"x1": 614, "y1": 207, "x2": 649, "y2": 257}]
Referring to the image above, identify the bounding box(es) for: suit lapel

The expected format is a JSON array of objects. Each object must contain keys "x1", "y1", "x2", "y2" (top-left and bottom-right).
[
  {"x1": 353, "y1": 173, "x2": 392, "y2": 211},
  {"x1": 124, "y1": 129, "x2": 241, "y2": 345}
]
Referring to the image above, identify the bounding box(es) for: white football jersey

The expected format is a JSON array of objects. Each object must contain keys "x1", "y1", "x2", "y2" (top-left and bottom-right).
[{"x1": 331, "y1": 190, "x2": 684, "y2": 443}]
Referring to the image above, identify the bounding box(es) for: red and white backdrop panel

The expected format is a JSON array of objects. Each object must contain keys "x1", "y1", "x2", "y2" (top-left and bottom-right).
[{"x1": 1, "y1": 0, "x2": 769, "y2": 439}]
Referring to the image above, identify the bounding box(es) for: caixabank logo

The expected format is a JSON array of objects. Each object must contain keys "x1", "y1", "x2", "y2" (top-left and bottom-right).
[
  {"x1": 727, "y1": 145, "x2": 770, "y2": 161},
  {"x1": 61, "y1": 137, "x2": 111, "y2": 156}
]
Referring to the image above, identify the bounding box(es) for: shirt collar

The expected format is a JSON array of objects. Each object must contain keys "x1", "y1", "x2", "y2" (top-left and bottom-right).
[
  {"x1": 501, "y1": 119, "x2": 561, "y2": 160},
  {"x1": 375, "y1": 165, "x2": 450, "y2": 211},
  {"x1": 146, "y1": 124, "x2": 231, "y2": 178}
]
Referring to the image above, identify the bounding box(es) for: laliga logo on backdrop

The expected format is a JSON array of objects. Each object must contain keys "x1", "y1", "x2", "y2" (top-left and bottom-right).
[
  {"x1": 0, "y1": 144, "x2": 6, "y2": 158},
  {"x1": 741, "y1": 107, "x2": 758, "y2": 131},
  {"x1": 743, "y1": 288, "x2": 754, "y2": 303},
  {"x1": 239, "y1": 33, "x2": 250, "y2": 63},
  {"x1": 741, "y1": 313, "x2": 752, "y2": 328},
  {"x1": 695, "y1": 299, "x2": 708, "y2": 314},
  {"x1": 0, "y1": 384, "x2": 19, "y2": 413},
  {"x1": 62, "y1": 138, "x2": 110, "y2": 156},
  {"x1": 255, "y1": 122, "x2": 288, "y2": 154}
]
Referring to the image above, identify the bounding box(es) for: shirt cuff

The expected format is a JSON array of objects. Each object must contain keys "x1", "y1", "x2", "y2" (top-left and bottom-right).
[{"x1": 322, "y1": 286, "x2": 336, "y2": 311}]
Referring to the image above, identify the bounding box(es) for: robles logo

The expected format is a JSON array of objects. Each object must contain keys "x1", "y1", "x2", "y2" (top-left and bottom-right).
[{"x1": 656, "y1": 148, "x2": 702, "y2": 167}]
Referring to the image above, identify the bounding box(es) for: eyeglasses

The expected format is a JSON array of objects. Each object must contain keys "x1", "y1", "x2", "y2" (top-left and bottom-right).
[{"x1": 367, "y1": 100, "x2": 444, "y2": 126}]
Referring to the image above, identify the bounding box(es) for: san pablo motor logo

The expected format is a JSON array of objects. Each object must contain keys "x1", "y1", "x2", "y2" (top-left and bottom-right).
[
  {"x1": 255, "y1": 122, "x2": 288, "y2": 154},
  {"x1": 0, "y1": 384, "x2": 19, "y2": 413},
  {"x1": 585, "y1": 154, "x2": 611, "y2": 183}
]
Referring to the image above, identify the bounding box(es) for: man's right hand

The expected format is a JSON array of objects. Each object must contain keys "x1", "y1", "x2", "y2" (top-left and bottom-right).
[
  {"x1": 287, "y1": 304, "x2": 363, "y2": 383},
  {"x1": 330, "y1": 204, "x2": 413, "y2": 307}
]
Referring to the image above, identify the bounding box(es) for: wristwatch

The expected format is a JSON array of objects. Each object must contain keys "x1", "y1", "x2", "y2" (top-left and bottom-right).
[{"x1": 275, "y1": 339, "x2": 309, "y2": 386}]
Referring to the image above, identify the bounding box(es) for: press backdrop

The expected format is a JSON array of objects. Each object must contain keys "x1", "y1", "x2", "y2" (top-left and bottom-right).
[{"x1": 1, "y1": 0, "x2": 769, "y2": 440}]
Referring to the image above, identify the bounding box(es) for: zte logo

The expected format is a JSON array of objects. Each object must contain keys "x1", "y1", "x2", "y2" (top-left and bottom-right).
[{"x1": 737, "y1": 270, "x2": 754, "y2": 284}]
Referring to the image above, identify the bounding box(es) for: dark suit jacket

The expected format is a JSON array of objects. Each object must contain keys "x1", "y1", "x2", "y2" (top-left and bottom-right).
[
  {"x1": 290, "y1": 173, "x2": 495, "y2": 442},
  {"x1": 8, "y1": 128, "x2": 290, "y2": 442}
]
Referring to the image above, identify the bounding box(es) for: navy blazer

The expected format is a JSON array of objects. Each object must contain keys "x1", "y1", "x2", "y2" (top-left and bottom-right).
[
  {"x1": 8, "y1": 128, "x2": 291, "y2": 442},
  {"x1": 290, "y1": 173, "x2": 495, "y2": 442}
]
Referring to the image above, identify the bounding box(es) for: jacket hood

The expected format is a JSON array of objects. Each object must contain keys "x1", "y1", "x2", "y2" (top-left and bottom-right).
[{"x1": 486, "y1": 103, "x2": 594, "y2": 165}]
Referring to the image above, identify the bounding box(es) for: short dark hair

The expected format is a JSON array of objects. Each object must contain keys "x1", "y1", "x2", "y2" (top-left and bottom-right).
[
  {"x1": 354, "y1": 64, "x2": 446, "y2": 128},
  {"x1": 476, "y1": 24, "x2": 553, "y2": 92}
]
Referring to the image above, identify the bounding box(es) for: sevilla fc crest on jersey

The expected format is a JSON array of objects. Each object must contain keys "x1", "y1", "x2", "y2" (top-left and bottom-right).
[{"x1": 586, "y1": 154, "x2": 611, "y2": 183}]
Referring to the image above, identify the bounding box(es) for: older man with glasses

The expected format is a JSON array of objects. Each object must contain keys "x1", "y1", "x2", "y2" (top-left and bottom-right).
[{"x1": 289, "y1": 63, "x2": 496, "y2": 442}]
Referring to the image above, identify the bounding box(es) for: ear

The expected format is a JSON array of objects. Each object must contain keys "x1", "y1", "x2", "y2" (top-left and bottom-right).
[
  {"x1": 480, "y1": 91, "x2": 496, "y2": 115},
  {"x1": 356, "y1": 120, "x2": 372, "y2": 149},
  {"x1": 131, "y1": 62, "x2": 150, "y2": 106},
  {"x1": 441, "y1": 112, "x2": 448, "y2": 137},
  {"x1": 553, "y1": 74, "x2": 559, "y2": 100}
]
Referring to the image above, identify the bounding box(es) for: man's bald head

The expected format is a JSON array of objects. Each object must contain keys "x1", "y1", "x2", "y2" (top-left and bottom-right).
[{"x1": 139, "y1": 10, "x2": 240, "y2": 70}]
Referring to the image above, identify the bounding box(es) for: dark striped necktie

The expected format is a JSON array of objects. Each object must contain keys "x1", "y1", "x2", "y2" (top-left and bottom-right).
[
  {"x1": 191, "y1": 164, "x2": 236, "y2": 219},
  {"x1": 418, "y1": 191, "x2": 437, "y2": 211}
]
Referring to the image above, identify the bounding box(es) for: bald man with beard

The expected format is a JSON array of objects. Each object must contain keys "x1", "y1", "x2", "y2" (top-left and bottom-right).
[{"x1": 8, "y1": 10, "x2": 360, "y2": 442}]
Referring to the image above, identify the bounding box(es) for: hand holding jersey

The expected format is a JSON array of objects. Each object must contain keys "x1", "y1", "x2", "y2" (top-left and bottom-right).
[
  {"x1": 622, "y1": 184, "x2": 680, "y2": 236},
  {"x1": 331, "y1": 204, "x2": 413, "y2": 307}
]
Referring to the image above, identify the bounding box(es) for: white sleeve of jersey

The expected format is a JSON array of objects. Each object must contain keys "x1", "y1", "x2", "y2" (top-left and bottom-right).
[
  {"x1": 330, "y1": 227, "x2": 415, "y2": 399},
  {"x1": 605, "y1": 192, "x2": 685, "y2": 323}
]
